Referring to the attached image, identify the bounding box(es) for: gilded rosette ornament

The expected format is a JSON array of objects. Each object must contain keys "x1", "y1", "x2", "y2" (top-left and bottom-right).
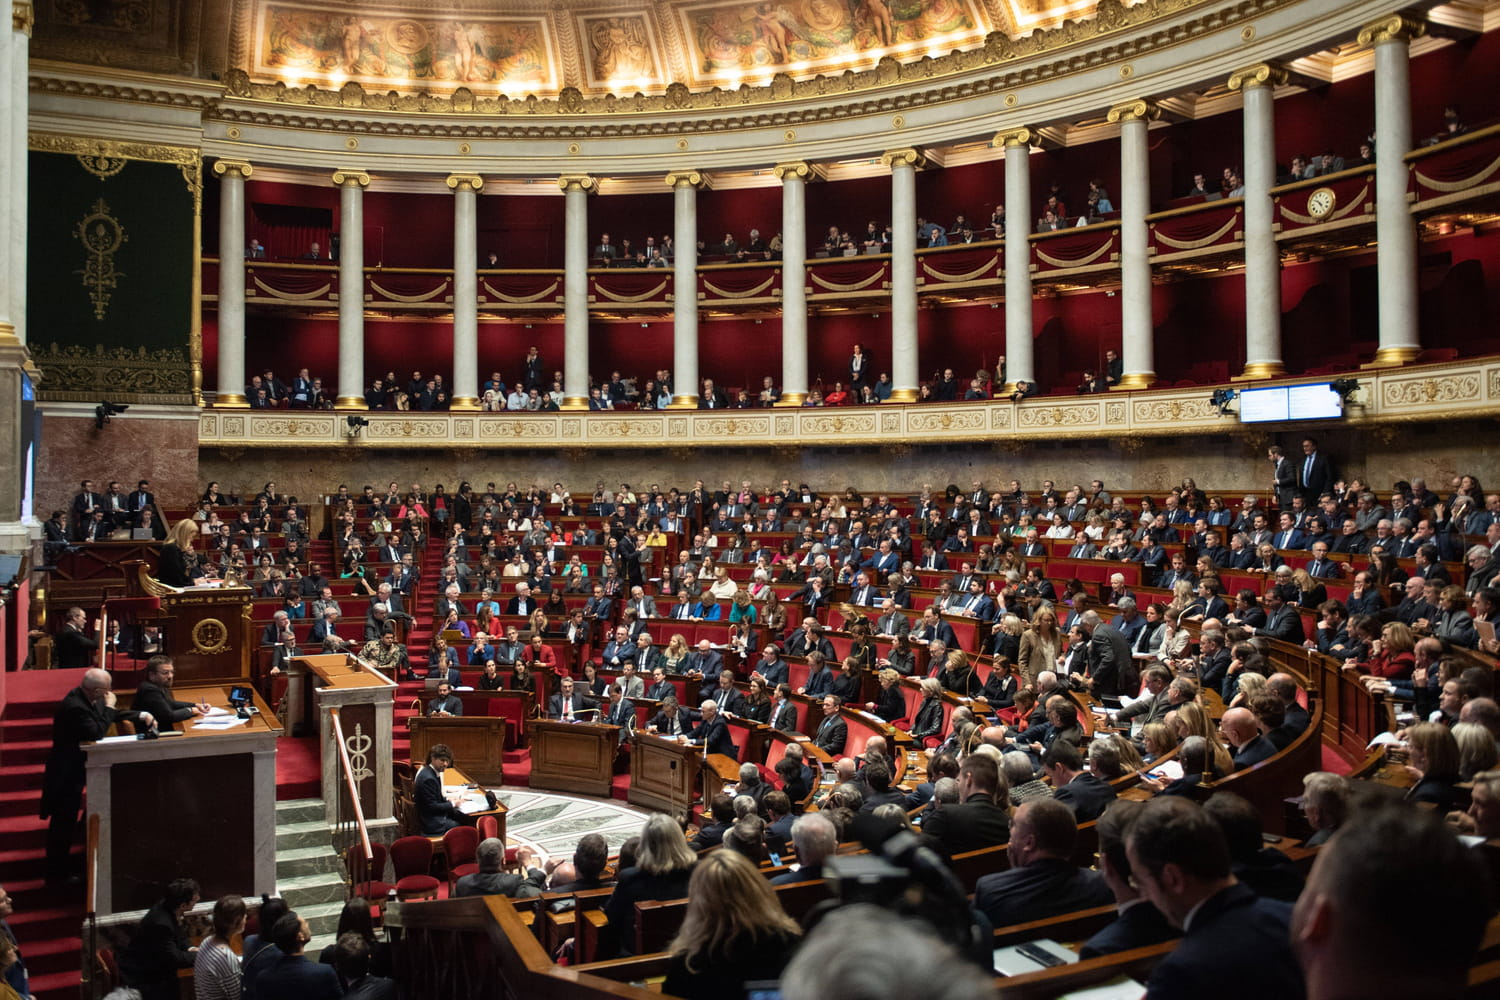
[{"x1": 74, "y1": 199, "x2": 126, "y2": 321}]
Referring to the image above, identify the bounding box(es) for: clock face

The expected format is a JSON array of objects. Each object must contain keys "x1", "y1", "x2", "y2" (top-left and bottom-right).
[{"x1": 1308, "y1": 187, "x2": 1336, "y2": 219}]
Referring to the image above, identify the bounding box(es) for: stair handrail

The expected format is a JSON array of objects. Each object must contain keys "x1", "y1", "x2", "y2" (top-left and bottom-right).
[
  {"x1": 329, "y1": 706, "x2": 375, "y2": 895},
  {"x1": 83, "y1": 811, "x2": 101, "y2": 998}
]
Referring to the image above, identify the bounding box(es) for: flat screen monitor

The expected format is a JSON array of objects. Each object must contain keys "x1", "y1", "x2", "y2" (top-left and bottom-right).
[{"x1": 1238, "y1": 383, "x2": 1343, "y2": 423}]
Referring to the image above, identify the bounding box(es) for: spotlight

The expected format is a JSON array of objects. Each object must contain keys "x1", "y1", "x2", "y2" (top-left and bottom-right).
[
  {"x1": 1331, "y1": 378, "x2": 1360, "y2": 402},
  {"x1": 346, "y1": 414, "x2": 371, "y2": 437},
  {"x1": 1209, "y1": 388, "x2": 1237, "y2": 416},
  {"x1": 95, "y1": 401, "x2": 129, "y2": 429}
]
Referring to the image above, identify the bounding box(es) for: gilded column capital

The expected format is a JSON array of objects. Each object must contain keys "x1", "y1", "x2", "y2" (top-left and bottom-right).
[
  {"x1": 557, "y1": 174, "x2": 597, "y2": 193},
  {"x1": 446, "y1": 173, "x2": 485, "y2": 192},
  {"x1": 1227, "y1": 62, "x2": 1288, "y2": 92},
  {"x1": 881, "y1": 148, "x2": 926, "y2": 170},
  {"x1": 1106, "y1": 99, "x2": 1161, "y2": 124},
  {"x1": 772, "y1": 161, "x2": 820, "y2": 182},
  {"x1": 13, "y1": 2, "x2": 34, "y2": 35},
  {"x1": 1357, "y1": 13, "x2": 1426, "y2": 45},
  {"x1": 664, "y1": 170, "x2": 710, "y2": 189},
  {"x1": 331, "y1": 169, "x2": 371, "y2": 188},
  {"x1": 992, "y1": 127, "x2": 1037, "y2": 149},
  {"x1": 212, "y1": 159, "x2": 254, "y2": 179}
]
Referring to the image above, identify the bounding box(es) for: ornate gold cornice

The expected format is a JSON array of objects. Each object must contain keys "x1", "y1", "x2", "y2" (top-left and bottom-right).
[
  {"x1": 1357, "y1": 13, "x2": 1426, "y2": 45},
  {"x1": 29, "y1": 132, "x2": 198, "y2": 167},
  {"x1": 1107, "y1": 98, "x2": 1162, "y2": 124},
  {"x1": 1227, "y1": 62, "x2": 1288, "y2": 91},
  {"x1": 881, "y1": 148, "x2": 926, "y2": 170},
  {"x1": 557, "y1": 175, "x2": 596, "y2": 193},
  {"x1": 664, "y1": 170, "x2": 709, "y2": 189},
  {"x1": 198, "y1": 0, "x2": 1294, "y2": 136},
  {"x1": 445, "y1": 174, "x2": 485, "y2": 192},
  {"x1": 772, "y1": 162, "x2": 821, "y2": 183},
  {"x1": 993, "y1": 127, "x2": 1038, "y2": 149},
  {"x1": 212, "y1": 159, "x2": 253, "y2": 179},
  {"x1": 332, "y1": 169, "x2": 371, "y2": 188},
  {"x1": 13, "y1": 2, "x2": 34, "y2": 36}
]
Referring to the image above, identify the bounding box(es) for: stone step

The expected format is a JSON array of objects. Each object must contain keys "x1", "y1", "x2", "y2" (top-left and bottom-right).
[
  {"x1": 278, "y1": 845, "x2": 342, "y2": 880},
  {"x1": 277, "y1": 870, "x2": 349, "y2": 908},
  {"x1": 277, "y1": 819, "x2": 332, "y2": 852},
  {"x1": 297, "y1": 899, "x2": 351, "y2": 944},
  {"x1": 275, "y1": 799, "x2": 326, "y2": 825}
]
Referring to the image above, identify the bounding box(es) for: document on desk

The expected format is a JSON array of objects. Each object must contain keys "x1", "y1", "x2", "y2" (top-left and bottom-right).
[
  {"x1": 193, "y1": 716, "x2": 250, "y2": 730},
  {"x1": 1057, "y1": 976, "x2": 1149, "y2": 999},
  {"x1": 1367, "y1": 731, "x2": 1402, "y2": 749},
  {"x1": 202, "y1": 706, "x2": 233, "y2": 717},
  {"x1": 457, "y1": 794, "x2": 491, "y2": 815},
  {"x1": 1145, "y1": 760, "x2": 1184, "y2": 781}
]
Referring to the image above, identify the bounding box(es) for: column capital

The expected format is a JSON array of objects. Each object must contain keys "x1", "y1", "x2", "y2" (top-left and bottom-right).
[
  {"x1": 1357, "y1": 13, "x2": 1425, "y2": 45},
  {"x1": 332, "y1": 169, "x2": 371, "y2": 188},
  {"x1": 881, "y1": 148, "x2": 926, "y2": 170},
  {"x1": 664, "y1": 170, "x2": 710, "y2": 189},
  {"x1": 1227, "y1": 62, "x2": 1288, "y2": 92},
  {"x1": 772, "y1": 161, "x2": 821, "y2": 182},
  {"x1": 992, "y1": 127, "x2": 1038, "y2": 149},
  {"x1": 14, "y1": 2, "x2": 34, "y2": 35},
  {"x1": 446, "y1": 173, "x2": 484, "y2": 192},
  {"x1": 212, "y1": 159, "x2": 254, "y2": 179},
  {"x1": 1106, "y1": 99, "x2": 1161, "y2": 125},
  {"x1": 557, "y1": 174, "x2": 597, "y2": 193}
]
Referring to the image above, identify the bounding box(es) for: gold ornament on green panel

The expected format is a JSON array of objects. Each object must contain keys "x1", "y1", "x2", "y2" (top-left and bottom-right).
[{"x1": 74, "y1": 199, "x2": 127, "y2": 321}]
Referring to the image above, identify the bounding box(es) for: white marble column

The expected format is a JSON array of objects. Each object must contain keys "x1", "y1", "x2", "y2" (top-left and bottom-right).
[
  {"x1": 0, "y1": 3, "x2": 13, "y2": 346},
  {"x1": 447, "y1": 173, "x2": 483, "y2": 410},
  {"x1": 1230, "y1": 64, "x2": 1288, "y2": 379},
  {"x1": 773, "y1": 162, "x2": 811, "y2": 406},
  {"x1": 332, "y1": 169, "x2": 369, "y2": 408},
  {"x1": 212, "y1": 160, "x2": 253, "y2": 406},
  {"x1": 666, "y1": 170, "x2": 706, "y2": 408},
  {"x1": 8, "y1": 4, "x2": 24, "y2": 345},
  {"x1": 1360, "y1": 14, "x2": 1425, "y2": 365},
  {"x1": 558, "y1": 175, "x2": 595, "y2": 410},
  {"x1": 1107, "y1": 100, "x2": 1159, "y2": 389},
  {"x1": 995, "y1": 128, "x2": 1035, "y2": 389},
  {"x1": 883, "y1": 148, "x2": 923, "y2": 402}
]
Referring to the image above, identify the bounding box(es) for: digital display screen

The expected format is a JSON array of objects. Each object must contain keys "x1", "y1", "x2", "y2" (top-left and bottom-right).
[{"x1": 1238, "y1": 384, "x2": 1343, "y2": 423}]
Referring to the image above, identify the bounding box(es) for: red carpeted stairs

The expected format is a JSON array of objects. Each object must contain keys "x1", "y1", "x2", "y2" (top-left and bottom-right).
[{"x1": 0, "y1": 668, "x2": 92, "y2": 1000}]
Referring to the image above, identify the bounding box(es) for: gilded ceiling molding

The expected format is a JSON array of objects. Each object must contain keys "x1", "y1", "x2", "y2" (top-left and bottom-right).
[
  {"x1": 664, "y1": 170, "x2": 709, "y2": 189},
  {"x1": 1226, "y1": 61, "x2": 1288, "y2": 91},
  {"x1": 212, "y1": 159, "x2": 254, "y2": 179},
  {"x1": 29, "y1": 132, "x2": 199, "y2": 167},
  {"x1": 1356, "y1": 13, "x2": 1426, "y2": 45},
  {"x1": 331, "y1": 168, "x2": 371, "y2": 187},
  {"x1": 1106, "y1": 98, "x2": 1161, "y2": 123},
  {"x1": 445, "y1": 173, "x2": 485, "y2": 191}
]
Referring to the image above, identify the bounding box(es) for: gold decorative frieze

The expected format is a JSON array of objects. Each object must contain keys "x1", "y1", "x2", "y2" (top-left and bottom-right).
[
  {"x1": 332, "y1": 169, "x2": 371, "y2": 188},
  {"x1": 32, "y1": 343, "x2": 192, "y2": 404},
  {"x1": 1356, "y1": 13, "x2": 1425, "y2": 46},
  {"x1": 1106, "y1": 98, "x2": 1161, "y2": 124},
  {"x1": 445, "y1": 173, "x2": 484, "y2": 192},
  {"x1": 993, "y1": 127, "x2": 1037, "y2": 149},
  {"x1": 1227, "y1": 62, "x2": 1287, "y2": 91},
  {"x1": 881, "y1": 148, "x2": 927, "y2": 170},
  {"x1": 213, "y1": 160, "x2": 255, "y2": 179},
  {"x1": 664, "y1": 170, "x2": 709, "y2": 189},
  {"x1": 558, "y1": 174, "x2": 597, "y2": 193}
]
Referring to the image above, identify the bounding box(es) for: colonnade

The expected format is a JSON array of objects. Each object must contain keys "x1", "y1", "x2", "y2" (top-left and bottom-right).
[
  {"x1": 211, "y1": 15, "x2": 1426, "y2": 409},
  {"x1": 0, "y1": 2, "x2": 30, "y2": 350}
]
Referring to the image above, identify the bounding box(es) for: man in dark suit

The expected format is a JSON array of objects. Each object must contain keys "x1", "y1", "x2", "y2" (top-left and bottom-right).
[
  {"x1": 973, "y1": 798, "x2": 1112, "y2": 928},
  {"x1": 598, "y1": 626, "x2": 636, "y2": 670},
  {"x1": 126, "y1": 480, "x2": 156, "y2": 528},
  {"x1": 644, "y1": 666, "x2": 675, "y2": 702},
  {"x1": 689, "y1": 700, "x2": 737, "y2": 758},
  {"x1": 648, "y1": 696, "x2": 699, "y2": 737},
  {"x1": 245, "y1": 911, "x2": 342, "y2": 1000},
  {"x1": 70, "y1": 480, "x2": 101, "y2": 540},
  {"x1": 129, "y1": 656, "x2": 206, "y2": 729},
  {"x1": 1081, "y1": 612, "x2": 1136, "y2": 702},
  {"x1": 505, "y1": 583, "x2": 536, "y2": 617},
  {"x1": 688, "y1": 795, "x2": 736, "y2": 850},
  {"x1": 1268, "y1": 673, "x2": 1311, "y2": 739},
  {"x1": 874, "y1": 599, "x2": 911, "y2": 639},
  {"x1": 1126, "y1": 797, "x2": 1304, "y2": 1000},
  {"x1": 1048, "y1": 741, "x2": 1117, "y2": 821},
  {"x1": 786, "y1": 619, "x2": 835, "y2": 661},
  {"x1": 1257, "y1": 588, "x2": 1305, "y2": 644},
  {"x1": 811, "y1": 695, "x2": 848, "y2": 756},
  {"x1": 1079, "y1": 801, "x2": 1177, "y2": 959},
  {"x1": 1297, "y1": 435, "x2": 1333, "y2": 505},
  {"x1": 1268, "y1": 445, "x2": 1297, "y2": 511},
  {"x1": 922, "y1": 754, "x2": 1012, "y2": 861},
  {"x1": 41, "y1": 668, "x2": 154, "y2": 883},
  {"x1": 414, "y1": 744, "x2": 470, "y2": 835},
  {"x1": 548, "y1": 677, "x2": 597, "y2": 721},
  {"x1": 706, "y1": 670, "x2": 744, "y2": 716},
  {"x1": 120, "y1": 878, "x2": 200, "y2": 1000},
  {"x1": 1222, "y1": 707, "x2": 1276, "y2": 770},
  {"x1": 912, "y1": 608, "x2": 958, "y2": 649},
  {"x1": 770, "y1": 812, "x2": 838, "y2": 885},
  {"x1": 770, "y1": 685, "x2": 798, "y2": 732},
  {"x1": 685, "y1": 639, "x2": 724, "y2": 700},
  {"x1": 600, "y1": 685, "x2": 636, "y2": 744},
  {"x1": 427, "y1": 681, "x2": 463, "y2": 717},
  {"x1": 53, "y1": 606, "x2": 100, "y2": 669}
]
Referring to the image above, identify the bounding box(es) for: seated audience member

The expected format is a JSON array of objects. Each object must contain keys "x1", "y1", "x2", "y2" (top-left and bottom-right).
[
  {"x1": 314, "y1": 897, "x2": 391, "y2": 978},
  {"x1": 601, "y1": 814, "x2": 698, "y2": 957},
  {"x1": 662, "y1": 850, "x2": 801, "y2": 1000},
  {"x1": 413, "y1": 744, "x2": 469, "y2": 835},
  {"x1": 548, "y1": 676, "x2": 597, "y2": 721},
  {"x1": 689, "y1": 700, "x2": 738, "y2": 758},
  {"x1": 331, "y1": 932, "x2": 398, "y2": 1000},
  {"x1": 689, "y1": 794, "x2": 737, "y2": 851},
  {"x1": 249, "y1": 911, "x2": 341, "y2": 1000},
  {"x1": 120, "y1": 878, "x2": 200, "y2": 1000},
  {"x1": 1080, "y1": 801, "x2": 1176, "y2": 958},
  {"x1": 771, "y1": 812, "x2": 838, "y2": 885},
  {"x1": 1203, "y1": 793, "x2": 1304, "y2": 902},
  {"x1": 1045, "y1": 741, "x2": 1117, "y2": 821},
  {"x1": 193, "y1": 893, "x2": 247, "y2": 1000},
  {"x1": 455, "y1": 840, "x2": 546, "y2": 898},
  {"x1": 973, "y1": 798, "x2": 1112, "y2": 928},
  {"x1": 1220, "y1": 706, "x2": 1275, "y2": 770},
  {"x1": 427, "y1": 681, "x2": 462, "y2": 717},
  {"x1": 1404, "y1": 722, "x2": 1466, "y2": 812},
  {"x1": 1125, "y1": 797, "x2": 1304, "y2": 1000},
  {"x1": 921, "y1": 753, "x2": 1012, "y2": 861},
  {"x1": 1299, "y1": 772, "x2": 1349, "y2": 847},
  {"x1": 546, "y1": 833, "x2": 616, "y2": 892},
  {"x1": 1292, "y1": 808, "x2": 1491, "y2": 1000},
  {"x1": 1004, "y1": 751, "x2": 1054, "y2": 806}
]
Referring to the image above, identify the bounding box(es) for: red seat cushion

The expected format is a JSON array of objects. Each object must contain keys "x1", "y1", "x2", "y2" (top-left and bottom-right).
[{"x1": 396, "y1": 875, "x2": 439, "y2": 893}]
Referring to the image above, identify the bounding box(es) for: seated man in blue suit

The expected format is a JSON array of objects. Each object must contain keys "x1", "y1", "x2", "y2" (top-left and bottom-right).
[
  {"x1": 414, "y1": 743, "x2": 470, "y2": 835},
  {"x1": 689, "y1": 699, "x2": 737, "y2": 759}
]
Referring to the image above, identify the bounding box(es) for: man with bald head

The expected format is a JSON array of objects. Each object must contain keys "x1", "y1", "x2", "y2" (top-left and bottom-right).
[
  {"x1": 42, "y1": 668, "x2": 155, "y2": 884},
  {"x1": 1221, "y1": 707, "x2": 1276, "y2": 770}
]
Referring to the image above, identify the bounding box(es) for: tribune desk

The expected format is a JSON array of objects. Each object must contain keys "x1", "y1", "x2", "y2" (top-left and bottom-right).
[
  {"x1": 527, "y1": 719, "x2": 620, "y2": 798},
  {"x1": 91, "y1": 684, "x2": 281, "y2": 914},
  {"x1": 628, "y1": 733, "x2": 702, "y2": 814},
  {"x1": 286, "y1": 653, "x2": 399, "y2": 831}
]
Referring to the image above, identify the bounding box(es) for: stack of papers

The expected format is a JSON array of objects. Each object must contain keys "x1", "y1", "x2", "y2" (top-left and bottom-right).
[{"x1": 193, "y1": 715, "x2": 249, "y2": 730}]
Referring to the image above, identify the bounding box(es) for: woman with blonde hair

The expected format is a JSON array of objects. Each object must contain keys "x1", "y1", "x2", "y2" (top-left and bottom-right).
[
  {"x1": 663, "y1": 633, "x2": 691, "y2": 672},
  {"x1": 1141, "y1": 722, "x2": 1177, "y2": 762},
  {"x1": 728, "y1": 588, "x2": 757, "y2": 623},
  {"x1": 936, "y1": 648, "x2": 981, "y2": 697},
  {"x1": 1290, "y1": 567, "x2": 1327, "y2": 609},
  {"x1": 603, "y1": 813, "x2": 698, "y2": 958},
  {"x1": 1453, "y1": 722, "x2": 1498, "y2": 781},
  {"x1": 1229, "y1": 671, "x2": 1268, "y2": 709},
  {"x1": 1165, "y1": 580, "x2": 1196, "y2": 620},
  {"x1": 1405, "y1": 722, "x2": 1464, "y2": 811},
  {"x1": 866, "y1": 667, "x2": 906, "y2": 722},
  {"x1": 159, "y1": 518, "x2": 202, "y2": 587},
  {"x1": 1017, "y1": 606, "x2": 1062, "y2": 687},
  {"x1": 1175, "y1": 701, "x2": 1233, "y2": 777},
  {"x1": 662, "y1": 850, "x2": 800, "y2": 1000}
]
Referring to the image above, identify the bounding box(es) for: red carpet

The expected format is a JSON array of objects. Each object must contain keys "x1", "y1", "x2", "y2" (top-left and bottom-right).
[
  {"x1": 275, "y1": 734, "x2": 323, "y2": 800},
  {"x1": 1320, "y1": 744, "x2": 1355, "y2": 776}
]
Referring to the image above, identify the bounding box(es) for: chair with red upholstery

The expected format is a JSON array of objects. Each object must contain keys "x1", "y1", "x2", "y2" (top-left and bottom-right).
[
  {"x1": 443, "y1": 825, "x2": 481, "y2": 893},
  {"x1": 389, "y1": 835, "x2": 440, "y2": 900},
  {"x1": 347, "y1": 841, "x2": 392, "y2": 900}
]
